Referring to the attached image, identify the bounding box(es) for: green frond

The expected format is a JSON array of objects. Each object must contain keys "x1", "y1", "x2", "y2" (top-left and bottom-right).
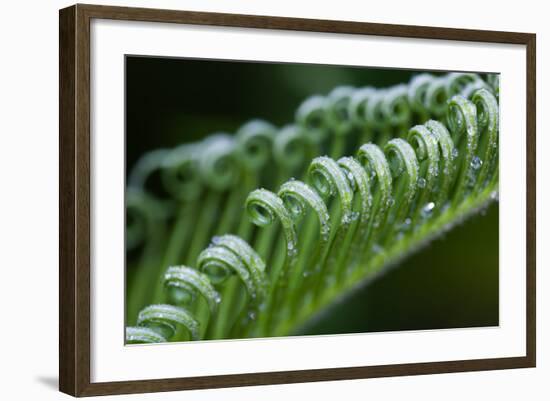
[{"x1": 126, "y1": 72, "x2": 499, "y2": 343}]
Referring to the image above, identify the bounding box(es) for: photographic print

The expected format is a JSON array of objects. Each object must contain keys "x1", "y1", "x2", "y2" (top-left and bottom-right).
[
  {"x1": 59, "y1": 5, "x2": 535, "y2": 395},
  {"x1": 124, "y1": 58, "x2": 500, "y2": 344}
]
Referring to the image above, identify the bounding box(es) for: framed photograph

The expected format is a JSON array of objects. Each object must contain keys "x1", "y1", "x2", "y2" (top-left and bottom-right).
[{"x1": 59, "y1": 4, "x2": 536, "y2": 396}]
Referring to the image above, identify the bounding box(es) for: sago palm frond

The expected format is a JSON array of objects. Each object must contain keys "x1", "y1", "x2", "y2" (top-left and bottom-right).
[{"x1": 125, "y1": 72, "x2": 499, "y2": 343}]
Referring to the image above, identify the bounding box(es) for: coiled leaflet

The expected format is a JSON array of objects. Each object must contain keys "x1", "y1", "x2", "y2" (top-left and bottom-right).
[
  {"x1": 137, "y1": 304, "x2": 200, "y2": 341},
  {"x1": 278, "y1": 179, "x2": 331, "y2": 242},
  {"x1": 199, "y1": 134, "x2": 239, "y2": 190},
  {"x1": 236, "y1": 119, "x2": 276, "y2": 170},
  {"x1": 245, "y1": 188, "x2": 298, "y2": 259},
  {"x1": 125, "y1": 326, "x2": 167, "y2": 344},
  {"x1": 161, "y1": 143, "x2": 202, "y2": 201},
  {"x1": 164, "y1": 265, "x2": 221, "y2": 313},
  {"x1": 308, "y1": 156, "x2": 354, "y2": 226}
]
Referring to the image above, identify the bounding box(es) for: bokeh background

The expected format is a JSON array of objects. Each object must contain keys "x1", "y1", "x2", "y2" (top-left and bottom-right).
[{"x1": 126, "y1": 56, "x2": 498, "y2": 335}]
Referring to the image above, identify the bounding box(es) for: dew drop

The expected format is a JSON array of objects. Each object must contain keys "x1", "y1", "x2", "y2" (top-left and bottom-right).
[
  {"x1": 342, "y1": 214, "x2": 350, "y2": 225},
  {"x1": 321, "y1": 227, "x2": 330, "y2": 242},
  {"x1": 452, "y1": 148, "x2": 459, "y2": 159},
  {"x1": 365, "y1": 165, "x2": 376, "y2": 179},
  {"x1": 348, "y1": 212, "x2": 359, "y2": 224},
  {"x1": 346, "y1": 172, "x2": 356, "y2": 190},
  {"x1": 417, "y1": 177, "x2": 426, "y2": 188},
  {"x1": 214, "y1": 294, "x2": 222, "y2": 304},
  {"x1": 248, "y1": 311, "x2": 256, "y2": 321},
  {"x1": 421, "y1": 202, "x2": 435, "y2": 218},
  {"x1": 471, "y1": 156, "x2": 483, "y2": 170},
  {"x1": 287, "y1": 241, "x2": 298, "y2": 257}
]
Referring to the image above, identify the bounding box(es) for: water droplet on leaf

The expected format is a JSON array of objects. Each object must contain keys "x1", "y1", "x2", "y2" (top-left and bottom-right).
[
  {"x1": 471, "y1": 156, "x2": 483, "y2": 170},
  {"x1": 421, "y1": 202, "x2": 435, "y2": 218}
]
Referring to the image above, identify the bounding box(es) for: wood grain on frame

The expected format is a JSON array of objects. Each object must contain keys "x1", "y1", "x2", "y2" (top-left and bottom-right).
[{"x1": 59, "y1": 3, "x2": 536, "y2": 396}]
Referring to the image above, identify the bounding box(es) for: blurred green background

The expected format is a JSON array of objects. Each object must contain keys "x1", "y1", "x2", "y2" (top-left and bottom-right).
[{"x1": 126, "y1": 56, "x2": 498, "y2": 335}]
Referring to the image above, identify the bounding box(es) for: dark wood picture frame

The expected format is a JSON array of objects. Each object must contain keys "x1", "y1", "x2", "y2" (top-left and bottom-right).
[{"x1": 59, "y1": 3, "x2": 536, "y2": 397}]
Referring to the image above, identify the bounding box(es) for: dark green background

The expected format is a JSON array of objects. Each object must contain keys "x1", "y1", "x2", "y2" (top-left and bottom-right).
[{"x1": 126, "y1": 56, "x2": 498, "y2": 335}]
